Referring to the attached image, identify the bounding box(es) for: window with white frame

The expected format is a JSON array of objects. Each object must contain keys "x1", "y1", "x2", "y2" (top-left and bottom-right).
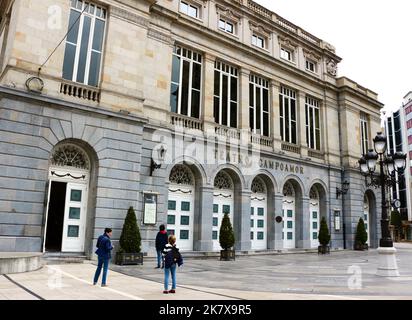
[
  {"x1": 179, "y1": 1, "x2": 200, "y2": 19},
  {"x1": 279, "y1": 87, "x2": 297, "y2": 144},
  {"x1": 252, "y1": 34, "x2": 266, "y2": 49},
  {"x1": 249, "y1": 75, "x2": 270, "y2": 136},
  {"x1": 305, "y1": 59, "x2": 317, "y2": 73},
  {"x1": 280, "y1": 47, "x2": 293, "y2": 62},
  {"x1": 170, "y1": 45, "x2": 202, "y2": 119},
  {"x1": 214, "y1": 61, "x2": 238, "y2": 128},
  {"x1": 218, "y1": 18, "x2": 235, "y2": 35},
  {"x1": 305, "y1": 96, "x2": 321, "y2": 150},
  {"x1": 360, "y1": 113, "x2": 369, "y2": 155},
  {"x1": 62, "y1": 0, "x2": 106, "y2": 87}
]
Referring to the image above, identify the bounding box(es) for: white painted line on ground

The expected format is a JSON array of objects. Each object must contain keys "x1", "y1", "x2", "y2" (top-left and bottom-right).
[{"x1": 46, "y1": 265, "x2": 144, "y2": 300}]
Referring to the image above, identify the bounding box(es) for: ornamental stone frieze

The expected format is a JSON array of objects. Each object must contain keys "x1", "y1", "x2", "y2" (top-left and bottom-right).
[
  {"x1": 110, "y1": 6, "x2": 150, "y2": 28},
  {"x1": 303, "y1": 48, "x2": 321, "y2": 62},
  {"x1": 278, "y1": 36, "x2": 298, "y2": 51},
  {"x1": 249, "y1": 20, "x2": 271, "y2": 38},
  {"x1": 215, "y1": 3, "x2": 242, "y2": 23},
  {"x1": 326, "y1": 59, "x2": 338, "y2": 76}
]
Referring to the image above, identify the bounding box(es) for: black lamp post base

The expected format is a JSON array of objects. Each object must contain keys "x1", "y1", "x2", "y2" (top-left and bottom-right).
[{"x1": 379, "y1": 238, "x2": 393, "y2": 248}]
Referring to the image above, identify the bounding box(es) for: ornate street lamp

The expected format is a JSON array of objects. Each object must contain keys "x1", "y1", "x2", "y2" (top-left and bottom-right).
[{"x1": 358, "y1": 132, "x2": 407, "y2": 277}]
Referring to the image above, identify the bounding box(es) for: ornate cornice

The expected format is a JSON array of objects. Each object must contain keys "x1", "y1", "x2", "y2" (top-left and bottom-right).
[
  {"x1": 147, "y1": 28, "x2": 173, "y2": 45},
  {"x1": 249, "y1": 21, "x2": 271, "y2": 38},
  {"x1": 278, "y1": 36, "x2": 298, "y2": 51},
  {"x1": 216, "y1": 3, "x2": 242, "y2": 22},
  {"x1": 303, "y1": 48, "x2": 321, "y2": 61},
  {"x1": 110, "y1": 6, "x2": 149, "y2": 28}
]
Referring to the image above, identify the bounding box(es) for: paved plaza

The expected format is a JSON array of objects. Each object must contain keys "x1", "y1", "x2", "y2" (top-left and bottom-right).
[{"x1": 1, "y1": 243, "x2": 412, "y2": 300}]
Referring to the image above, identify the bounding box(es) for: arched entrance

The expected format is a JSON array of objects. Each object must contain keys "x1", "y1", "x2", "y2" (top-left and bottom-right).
[
  {"x1": 309, "y1": 187, "x2": 320, "y2": 248},
  {"x1": 282, "y1": 181, "x2": 296, "y2": 249},
  {"x1": 167, "y1": 164, "x2": 195, "y2": 251},
  {"x1": 250, "y1": 177, "x2": 267, "y2": 250},
  {"x1": 44, "y1": 143, "x2": 92, "y2": 253},
  {"x1": 363, "y1": 195, "x2": 371, "y2": 246},
  {"x1": 213, "y1": 171, "x2": 234, "y2": 251}
]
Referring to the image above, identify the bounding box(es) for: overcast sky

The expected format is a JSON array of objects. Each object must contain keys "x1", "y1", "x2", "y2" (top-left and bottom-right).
[{"x1": 255, "y1": 0, "x2": 412, "y2": 113}]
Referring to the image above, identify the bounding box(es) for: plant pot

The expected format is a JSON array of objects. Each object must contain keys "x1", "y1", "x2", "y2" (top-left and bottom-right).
[
  {"x1": 318, "y1": 245, "x2": 330, "y2": 255},
  {"x1": 354, "y1": 242, "x2": 365, "y2": 251},
  {"x1": 363, "y1": 244, "x2": 369, "y2": 251},
  {"x1": 220, "y1": 249, "x2": 235, "y2": 261},
  {"x1": 115, "y1": 252, "x2": 143, "y2": 266}
]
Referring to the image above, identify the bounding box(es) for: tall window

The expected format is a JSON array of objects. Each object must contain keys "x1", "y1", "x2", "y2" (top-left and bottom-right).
[
  {"x1": 218, "y1": 19, "x2": 235, "y2": 34},
  {"x1": 249, "y1": 75, "x2": 269, "y2": 136},
  {"x1": 214, "y1": 61, "x2": 238, "y2": 128},
  {"x1": 179, "y1": 1, "x2": 199, "y2": 19},
  {"x1": 305, "y1": 97, "x2": 321, "y2": 150},
  {"x1": 62, "y1": 0, "x2": 106, "y2": 87},
  {"x1": 170, "y1": 45, "x2": 202, "y2": 119},
  {"x1": 279, "y1": 87, "x2": 297, "y2": 144},
  {"x1": 360, "y1": 113, "x2": 369, "y2": 155},
  {"x1": 252, "y1": 34, "x2": 266, "y2": 49}
]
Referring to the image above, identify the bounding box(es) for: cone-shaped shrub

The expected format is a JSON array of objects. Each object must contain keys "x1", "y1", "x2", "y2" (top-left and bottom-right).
[
  {"x1": 355, "y1": 218, "x2": 368, "y2": 245},
  {"x1": 219, "y1": 213, "x2": 235, "y2": 250},
  {"x1": 119, "y1": 206, "x2": 141, "y2": 253},
  {"x1": 318, "y1": 217, "x2": 331, "y2": 246}
]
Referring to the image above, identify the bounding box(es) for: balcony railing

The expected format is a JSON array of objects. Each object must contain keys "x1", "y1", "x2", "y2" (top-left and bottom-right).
[
  {"x1": 308, "y1": 149, "x2": 325, "y2": 160},
  {"x1": 170, "y1": 113, "x2": 203, "y2": 131},
  {"x1": 59, "y1": 80, "x2": 100, "y2": 102},
  {"x1": 251, "y1": 134, "x2": 273, "y2": 148},
  {"x1": 215, "y1": 125, "x2": 241, "y2": 140},
  {"x1": 247, "y1": 0, "x2": 272, "y2": 19},
  {"x1": 282, "y1": 142, "x2": 300, "y2": 154}
]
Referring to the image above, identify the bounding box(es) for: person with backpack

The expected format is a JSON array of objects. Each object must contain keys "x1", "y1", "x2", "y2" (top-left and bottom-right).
[
  {"x1": 93, "y1": 227, "x2": 113, "y2": 287},
  {"x1": 155, "y1": 224, "x2": 168, "y2": 269},
  {"x1": 162, "y1": 235, "x2": 183, "y2": 294}
]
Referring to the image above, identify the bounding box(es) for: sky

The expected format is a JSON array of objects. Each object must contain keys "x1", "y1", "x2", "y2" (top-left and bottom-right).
[{"x1": 255, "y1": 0, "x2": 412, "y2": 113}]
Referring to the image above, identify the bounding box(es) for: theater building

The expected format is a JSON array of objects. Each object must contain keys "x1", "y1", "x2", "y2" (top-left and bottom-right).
[{"x1": 0, "y1": 0, "x2": 384, "y2": 257}]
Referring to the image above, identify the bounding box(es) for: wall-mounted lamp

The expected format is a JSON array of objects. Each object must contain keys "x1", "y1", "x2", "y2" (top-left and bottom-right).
[
  {"x1": 150, "y1": 145, "x2": 166, "y2": 176},
  {"x1": 336, "y1": 180, "x2": 350, "y2": 199}
]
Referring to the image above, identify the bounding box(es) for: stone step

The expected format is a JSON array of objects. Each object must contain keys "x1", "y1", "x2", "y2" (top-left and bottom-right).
[
  {"x1": 42, "y1": 252, "x2": 87, "y2": 264},
  {"x1": 0, "y1": 253, "x2": 43, "y2": 275}
]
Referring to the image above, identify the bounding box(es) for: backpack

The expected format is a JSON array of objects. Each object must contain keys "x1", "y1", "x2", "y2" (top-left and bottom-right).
[{"x1": 172, "y1": 246, "x2": 181, "y2": 264}]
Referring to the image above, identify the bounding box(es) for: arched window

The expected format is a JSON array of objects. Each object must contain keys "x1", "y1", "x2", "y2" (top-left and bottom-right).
[
  {"x1": 214, "y1": 171, "x2": 234, "y2": 190},
  {"x1": 169, "y1": 165, "x2": 194, "y2": 186},
  {"x1": 50, "y1": 143, "x2": 90, "y2": 170},
  {"x1": 283, "y1": 182, "x2": 295, "y2": 197},
  {"x1": 251, "y1": 176, "x2": 266, "y2": 194}
]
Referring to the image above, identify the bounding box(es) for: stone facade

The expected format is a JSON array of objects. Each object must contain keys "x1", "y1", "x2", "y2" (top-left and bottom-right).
[{"x1": 0, "y1": 0, "x2": 384, "y2": 256}]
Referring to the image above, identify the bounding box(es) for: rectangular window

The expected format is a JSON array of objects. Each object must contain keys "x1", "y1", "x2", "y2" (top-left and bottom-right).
[
  {"x1": 280, "y1": 48, "x2": 292, "y2": 61},
  {"x1": 223, "y1": 205, "x2": 231, "y2": 214},
  {"x1": 306, "y1": 60, "x2": 317, "y2": 73},
  {"x1": 360, "y1": 113, "x2": 369, "y2": 155},
  {"x1": 213, "y1": 204, "x2": 219, "y2": 213},
  {"x1": 179, "y1": 1, "x2": 199, "y2": 19},
  {"x1": 257, "y1": 220, "x2": 264, "y2": 228},
  {"x1": 63, "y1": 0, "x2": 106, "y2": 87},
  {"x1": 251, "y1": 219, "x2": 254, "y2": 228},
  {"x1": 213, "y1": 217, "x2": 219, "y2": 227},
  {"x1": 257, "y1": 232, "x2": 264, "y2": 240},
  {"x1": 170, "y1": 45, "x2": 202, "y2": 119},
  {"x1": 168, "y1": 200, "x2": 177, "y2": 211},
  {"x1": 252, "y1": 34, "x2": 265, "y2": 49},
  {"x1": 249, "y1": 75, "x2": 270, "y2": 136},
  {"x1": 305, "y1": 96, "x2": 321, "y2": 150},
  {"x1": 167, "y1": 215, "x2": 176, "y2": 225},
  {"x1": 181, "y1": 216, "x2": 190, "y2": 226},
  {"x1": 218, "y1": 19, "x2": 235, "y2": 34},
  {"x1": 213, "y1": 61, "x2": 238, "y2": 128},
  {"x1": 181, "y1": 201, "x2": 191, "y2": 212},
  {"x1": 212, "y1": 231, "x2": 218, "y2": 240},
  {"x1": 180, "y1": 230, "x2": 189, "y2": 240},
  {"x1": 257, "y1": 208, "x2": 264, "y2": 216},
  {"x1": 279, "y1": 87, "x2": 297, "y2": 144}
]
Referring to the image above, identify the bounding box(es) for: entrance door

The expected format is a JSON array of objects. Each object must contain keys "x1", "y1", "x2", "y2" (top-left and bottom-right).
[
  {"x1": 213, "y1": 192, "x2": 234, "y2": 251},
  {"x1": 45, "y1": 181, "x2": 67, "y2": 251},
  {"x1": 310, "y1": 201, "x2": 320, "y2": 248},
  {"x1": 61, "y1": 183, "x2": 88, "y2": 252},
  {"x1": 251, "y1": 194, "x2": 267, "y2": 250},
  {"x1": 282, "y1": 198, "x2": 295, "y2": 249},
  {"x1": 364, "y1": 196, "x2": 370, "y2": 245},
  {"x1": 167, "y1": 186, "x2": 194, "y2": 251}
]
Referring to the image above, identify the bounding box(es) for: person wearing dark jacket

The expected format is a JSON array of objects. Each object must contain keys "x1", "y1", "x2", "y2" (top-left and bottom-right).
[
  {"x1": 162, "y1": 235, "x2": 183, "y2": 294},
  {"x1": 155, "y1": 224, "x2": 168, "y2": 269},
  {"x1": 93, "y1": 228, "x2": 113, "y2": 287}
]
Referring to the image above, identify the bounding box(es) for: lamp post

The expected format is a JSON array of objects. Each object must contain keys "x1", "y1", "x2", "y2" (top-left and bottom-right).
[{"x1": 358, "y1": 132, "x2": 406, "y2": 277}]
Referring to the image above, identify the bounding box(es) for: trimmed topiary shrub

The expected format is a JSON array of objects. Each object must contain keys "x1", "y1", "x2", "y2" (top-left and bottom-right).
[
  {"x1": 355, "y1": 218, "x2": 368, "y2": 248},
  {"x1": 219, "y1": 213, "x2": 235, "y2": 251},
  {"x1": 119, "y1": 206, "x2": 141, "y2": 253},
  {"x1": 318, "y1": 216, "x2": 331, "y2": 247}
]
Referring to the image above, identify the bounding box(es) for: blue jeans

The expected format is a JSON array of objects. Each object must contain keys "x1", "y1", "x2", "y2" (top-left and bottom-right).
[
  {"x1": 164, "y1": 264, "x2": 177, "y2": 291},
  {"x1": 157, "y1": 250, "x2": 164, "y2": 268},
  {"x1": 94, "y1": 256, "x2": 110, "y2": 285}
]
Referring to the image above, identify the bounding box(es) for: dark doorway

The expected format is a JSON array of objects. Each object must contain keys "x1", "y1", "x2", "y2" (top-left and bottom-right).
[{"x1": 45, "y1": 181, "x2": 67, "y2": 252}]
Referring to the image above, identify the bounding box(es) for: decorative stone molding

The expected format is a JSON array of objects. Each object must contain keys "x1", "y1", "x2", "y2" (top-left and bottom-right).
[
  {"x1": 110, "y1": 6, "x2": 149, "y2": 28},
  {"x1": 251, "y1": 177, "x2": 266, "y2": 194},
  {"x1": 323, "y1": 41, "x2": 336, "y2": 53},
  {"x1": 147, "y1": 28, "x2": 173, "y2": 45},
  {"x1": 283, "y1": 182, "x2": 295, "y2": 197},
  {"x1": 326, "y1": 59, "x2": 338, "y2": 76},
  {"x1": 310, "y1": 187, "x2": 319, "y2": 200},
  {"x1": 303, "y1": 48, "x2": 321, "y2": 62},
  {"x1": 214, "y1": 171, "x2": 234, "y2": 190},
  {"x1": 216, "y1": 4, "x2": 242, "y2": 23},
  {"x1": 278, "y1": 36, "x2": 298, "y2": 51},
  {"x1": 249, "y1": 21, "x2": 271, "y2": 38},
  {"x1": 51, "y1": 144, "x2": 90, "y2": 170}
]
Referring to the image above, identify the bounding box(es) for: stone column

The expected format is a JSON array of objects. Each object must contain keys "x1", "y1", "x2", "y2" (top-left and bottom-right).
[
  {"x1": 235, "y1": 190, "x2": 252, "y2": 251},
  {"x1": 239, "y1": 68, "x2": 250, "y2": 131},
  {"x1": 268, "y1": 193, "x2": 284, "y2": 250},
  {"x1": 298, "y1": 91, "x2": 308, "y2": 158},
  {"x1": 203, "y1": 53, "x2": 216, "y2": 132},
  {"x1": 270, "y1": 80, "x2": 282, "y2": 151},
  {"x1": 297, "y1": 196, "x2": 311, "y2": 249},
  {"x1": 194, "y1": 185, "x2": 214, "y2": 251}
]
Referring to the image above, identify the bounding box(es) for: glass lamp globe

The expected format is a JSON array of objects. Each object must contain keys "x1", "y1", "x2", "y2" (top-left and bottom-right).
[
  {"x1": 359, "y1": 157, "x2": 368, "y2": 174},
  {"x1": 366, "y1": 149, "x2": 378, "y2": 172},
  {"x1": 393, "y1": 152, "x2": 407, "y2": 171},
  {"x1": 373, "y1": 132, "x2": 387, "y2": 155},
  {"x1": 386, "y1": 156, "x2": 395, "y2": 175}
]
